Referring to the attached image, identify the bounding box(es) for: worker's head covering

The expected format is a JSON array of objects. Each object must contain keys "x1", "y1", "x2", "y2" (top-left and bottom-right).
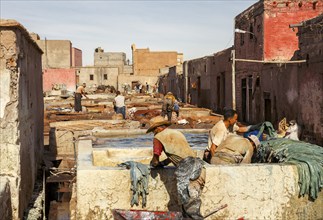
[
  {"x1": 248, "y1": 135, "x2": 261, "y2": 149},
  {"x1": 146, "y1": 116, "x2": 171, "y2": 133},
  {"x1": 166, "y1": 92, "x2": 173, "y2": 95}
]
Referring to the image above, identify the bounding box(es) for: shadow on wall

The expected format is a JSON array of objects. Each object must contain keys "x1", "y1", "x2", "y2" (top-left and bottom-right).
[{"x1": 151, "y1": 168, "x2": 182, "y2": 212}]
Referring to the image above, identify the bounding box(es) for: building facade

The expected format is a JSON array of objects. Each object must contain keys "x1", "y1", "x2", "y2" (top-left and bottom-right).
[
  {"x1": 30, "y1": 33, "x2": 81, "y2": 93},
  {"x1": 163, "y1": 0, "x2": 322, "y2": 145},
  {"x1": 234, "y1": 0, "x2": 323, "y2": 144}
]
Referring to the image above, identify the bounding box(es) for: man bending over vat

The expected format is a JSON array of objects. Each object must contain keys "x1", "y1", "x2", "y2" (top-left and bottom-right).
[
  {"x1": 147, "y1": 116, "x2": 205, "y2": 219},
  {"x1": 204, "y1": 109, "x2": 250, "y2": 163},
  {"x1": 211, "y1": 134, "x2": 260, "y2": 164}
]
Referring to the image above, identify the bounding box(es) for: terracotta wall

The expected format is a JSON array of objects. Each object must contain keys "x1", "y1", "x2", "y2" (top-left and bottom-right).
[
  {"x1": 263, "y1": 0, "x2": 323, "y2": 61},
  {"x1": 132, "y1": 45, "x2": 180, "y2": 76}
]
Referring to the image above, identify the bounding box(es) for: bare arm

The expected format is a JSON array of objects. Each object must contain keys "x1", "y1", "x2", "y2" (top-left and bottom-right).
[
  {"x1": 209, "y1": 143, "x2": 218, "y2": 157},
  {"x1": 241, "y1": 145, "x2": 254, "y2": 163},
  {"x1": 237, "y1": 126, "x2": 249, "y2": 133},
  {"x1": 150, "y1": 154, "x2": 171, "y2": 167},
  {"x1": 81, "y1": 88, "x2": 89, "y2": 99}
]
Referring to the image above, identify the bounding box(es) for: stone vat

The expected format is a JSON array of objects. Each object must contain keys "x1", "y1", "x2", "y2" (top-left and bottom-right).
[{"x1": 76, "y1": 133, "x2": 323, "y2": 220}]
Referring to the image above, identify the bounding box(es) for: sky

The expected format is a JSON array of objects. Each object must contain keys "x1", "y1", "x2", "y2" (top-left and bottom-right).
[{"x1": 1, "y1": 0, "x2": 258, "y2": 66}]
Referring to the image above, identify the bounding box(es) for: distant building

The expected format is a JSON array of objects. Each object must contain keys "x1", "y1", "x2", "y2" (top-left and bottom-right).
[
  {"x1": 77, "y1": 45, "x2": 183, "y2": 93},
  {"x1": 132, "y1": 43, "x2": 183, "y2": 76},
  {"x1": 30, "y1": 33, "x2": 81, "y2": 92}
]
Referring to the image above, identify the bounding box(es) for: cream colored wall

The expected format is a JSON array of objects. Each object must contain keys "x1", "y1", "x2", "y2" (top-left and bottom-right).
[{"x1": 76, "y1": 140, "x2": 323, "y2": 220}]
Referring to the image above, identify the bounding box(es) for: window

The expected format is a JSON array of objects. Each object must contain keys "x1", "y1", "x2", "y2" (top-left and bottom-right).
[
  {"x1": 104, "y1": 74, "x2": 108, "y2": 80},
  {"x1": 90, "y1": 74, "x2": 94, "y2": 80}
]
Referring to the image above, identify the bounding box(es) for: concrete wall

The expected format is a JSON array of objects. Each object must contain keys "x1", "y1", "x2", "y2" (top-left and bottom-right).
[
  {"x1": 94, "y1": 48, "x2": 126, "y2": 67},
  {"x1": 132, "y1": 44, "x2": 181, "y2": 76},
  {"x1": 77, "y1": 66, "x2": 119, "y2": 89},
  {"x1": 0, "y1": 19, "x2": 44, "y2": 219},
  {"x1": 36, "y1": 39, "x2": 72, "y2": 68},
  {"x1": 76, "y1": 140, "x2": 323, "y2": 220},
  {"x1": 72, "y1": 47, "x2": 82, "y2": 67},
  {"x1": 43, "y1": 68, "x2": 76, "y2": 92}
]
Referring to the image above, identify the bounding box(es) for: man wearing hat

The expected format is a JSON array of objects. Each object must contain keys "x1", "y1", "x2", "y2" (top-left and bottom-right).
[
  {"x1": 147, "y1": 116, "x2": 205, "y2": 219},
  {"x1": 210, "y1": 134, "x2": 260, "y2": 164}
]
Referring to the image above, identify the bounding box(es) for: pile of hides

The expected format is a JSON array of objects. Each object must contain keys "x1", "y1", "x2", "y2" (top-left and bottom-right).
[
  {"x1": 118, "y1": 161, "x2": 150, "y2": 207},
  {"x1": 253, "y1": 138, "x2": 323, "y2": 200},
  {"x1": 175, "y1": 157, "x2": 204, "y2": 204}
]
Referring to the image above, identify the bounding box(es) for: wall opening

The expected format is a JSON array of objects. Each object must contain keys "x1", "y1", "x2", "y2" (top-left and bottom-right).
[
  {"x1": 241, "y1": 78, "x2": 247, "y2": 122},
  {"x1": 264, "y1": 92, "x2": 271, "y2": 122}
]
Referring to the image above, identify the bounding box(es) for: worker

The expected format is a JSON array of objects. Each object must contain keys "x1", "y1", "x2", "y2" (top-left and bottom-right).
[
  {"x1": 203, "y1": 109, "x2": 250, "y2": 163},
  {"x1": 161, "y1": 92, "x2": 175, "y2": 121},
  {"x1": 147, "y1": 116, "x2": 205, "y2": 219},
  {"x1": 113, "y1": 91, "x2": 126, "y2": 119},
  {"x1": 74, "y1": 83, "x2": 89, "y2": 112},
  {"x1": 211, "y1": 134, "x2": 260, "y2": 164}
]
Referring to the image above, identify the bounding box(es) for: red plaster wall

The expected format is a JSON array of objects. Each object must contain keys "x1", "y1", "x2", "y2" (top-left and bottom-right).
[
  {"x1": 43, "y1": 68, "x2": 76, "y2": 92},
  {"x1": 263, "y1": 0, "x2": 323, "y2": 60}
]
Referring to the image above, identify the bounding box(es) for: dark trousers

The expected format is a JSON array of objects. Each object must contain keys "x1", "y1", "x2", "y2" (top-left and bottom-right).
[
  {"x1": 74, "y1": 93, "x2": 82, "y2": 112},
  {"x1": 161, "y1": 110, "x2": 172, "y2": 121},
  {"x1": 116, "y1": 106, "x2": 126, "y2": 119}
]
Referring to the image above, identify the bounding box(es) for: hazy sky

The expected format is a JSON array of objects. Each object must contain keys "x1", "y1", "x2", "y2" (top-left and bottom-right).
[{"x1": 1, "y1": 0, "x2": 257, "y2": 66}]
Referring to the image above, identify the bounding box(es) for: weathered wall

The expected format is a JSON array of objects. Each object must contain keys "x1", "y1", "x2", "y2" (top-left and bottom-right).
[
  {"x1": 43, "y1": 68, "x2": 76, "y2": 92},
  {"x1": 210, "y1": 48, "x2": 233, "y2": 113},
  {"x1": 76, "y1": 140, "x2": 323, "y2": 220},
  {"x1": 263, "y1": 0, "x2": 323, "y2": 61},
  {"x1": 77, "y1": 66, "x2": 119, "y2": 89},
  {"x1": 296, "y1": 14, "x2": 323, "y2": 145},
  {"x1": 72, "y1": 47, "x2": 82, "y2": 67},
  {"x1": 132, "y1": 44, "x2": 181, "y2": 76},
  {"x1": 186, "y1": 56, "x2": 212, "y2": 108},
  {"x1": 232, "y1": 1, "x2": 323, "y2": 146},
  {"x1": 158, "y1": 66, "x2": 184, "y2": 100},
  {"x1": 235, "y1": 1, "x2": 264, "y2": 61},
  {"x1": 36, "y1": 39, "x2": 72, "y2": 68},
  {"x1": 0, "y1": 19, "x2": 44, "y2": 219}
]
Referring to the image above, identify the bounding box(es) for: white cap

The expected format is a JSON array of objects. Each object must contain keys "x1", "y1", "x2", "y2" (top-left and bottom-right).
[{"x1": 248, "y1": 135, "x2": 260, "y2": 148}]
